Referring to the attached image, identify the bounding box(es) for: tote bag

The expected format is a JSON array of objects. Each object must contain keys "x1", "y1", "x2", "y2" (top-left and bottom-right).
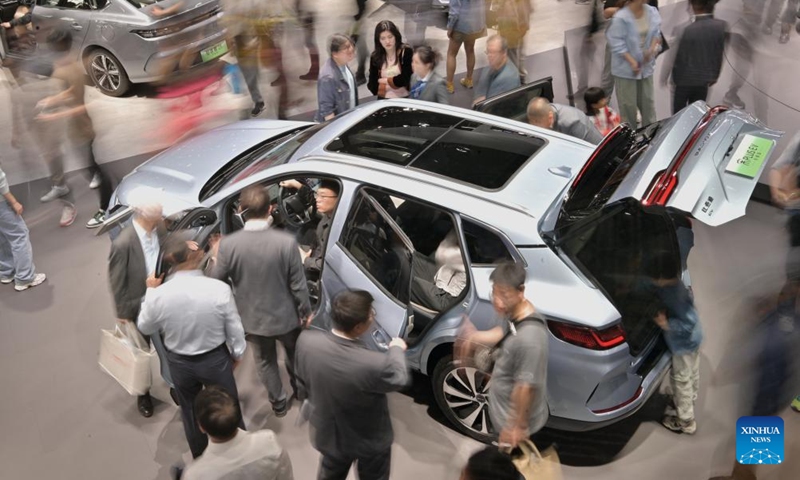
[{"x1": 98, "y1": 323, "x2": 153, "y2": 396}]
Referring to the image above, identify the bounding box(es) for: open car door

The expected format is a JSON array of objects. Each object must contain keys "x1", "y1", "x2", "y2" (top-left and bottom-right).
[
  {"x1": 154, "y1": 207, "x2": 218, "y2": 277},
  {"x1": 322, "y1": 190, "x2": 414, "y2": 351},
  {"x1": 473, "y1": 76, "x2": 554, "y2": 123},
  {"x1": 546, "y1": 102, "x2": 782, "y2": 231}
]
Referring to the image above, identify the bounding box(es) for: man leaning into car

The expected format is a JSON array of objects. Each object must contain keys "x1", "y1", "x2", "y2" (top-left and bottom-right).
[{"x1": 456, "y1": 261, "x2": 549, "y2": 447}]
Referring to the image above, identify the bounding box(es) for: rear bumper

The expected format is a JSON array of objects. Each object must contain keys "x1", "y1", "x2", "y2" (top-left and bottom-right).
[
  {"x1": 546, "y1": 349, "x2": 671, "y2": 432},
  {"x1": 137, "y1": 28, "x2": 229, "y2": 83}
]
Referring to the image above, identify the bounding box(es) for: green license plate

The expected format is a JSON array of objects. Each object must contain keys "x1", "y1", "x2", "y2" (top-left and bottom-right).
[
  {"x1": 200, "y1": 41, "x2": 228, "y2": 63},
  {"x1": 724, "y1": 134, "x2": 775, "y2": 179}
]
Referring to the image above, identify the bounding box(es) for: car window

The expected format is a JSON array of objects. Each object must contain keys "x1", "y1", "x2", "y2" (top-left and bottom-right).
[
  {"x1": 40, "y1": 0, "x2": 87, "y2": 7},
  {"x1": 326, "y1": 107, "x2": 462, "y2": 166},
  {"x1": 410, "y1": 122, "x2": 545, "y2": 190},
  {"x1": 462, "y1": 219, "x2": 514, "y2": 265},
  {"x1": 340, "y1": 191, "x2": 412, "y2": 303}
]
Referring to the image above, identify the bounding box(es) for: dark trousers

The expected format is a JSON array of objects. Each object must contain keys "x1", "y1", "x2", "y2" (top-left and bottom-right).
[
  {"x1": 410, "y1": 252, "x2": 454, "y2": 311},
  {"x1": 167, "y1": 344, "x2": 245, "y2": 458},
  {"x1": 672, "y1": 85, "x2": 709, "y2": 115},
  {"x1": 317, "y1": 448, "x2": 391, "y2": 480},
  {"x1": 49, "y1": 138, "x2": 113, "y2": 211},
  {"x1": 249, "y1": 329, "x2": 300, "y2": 405}
]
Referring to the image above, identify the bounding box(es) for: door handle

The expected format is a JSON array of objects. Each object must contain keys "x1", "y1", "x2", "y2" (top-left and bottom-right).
[{"x1": 372, "y1": 329, "x2": 389, "y2": 351}]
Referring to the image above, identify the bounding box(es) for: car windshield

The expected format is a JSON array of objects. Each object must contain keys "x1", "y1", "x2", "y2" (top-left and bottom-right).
[{"x1": 199, "y1": 124, "x2": 322, "y2": 201}]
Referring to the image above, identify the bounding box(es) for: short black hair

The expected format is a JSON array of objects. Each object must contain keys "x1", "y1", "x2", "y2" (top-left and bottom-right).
[
  {"x1": 46, "y1": 27, "x2": 72, "y2": 53},
  {"x1": 318, "y1": 179, "x2": 340, "y2": 196},
  {"x1": 462, "y1": 447, "x2": 521, "y2": 480},
  {"x1": 162, "y1": 230, "x2": 196, "y2": 266},
  {"x1": 490, "y1": 261, "x2": 526, "y2": 290},
  {"x1": 331, "y1": 290, "x2": 374, "y2": 333},
  {"x1": 239, "y1": 185, "x2": 271, "y2": 218},
  {"x1": 414, "y1": 45, "x2": 440, "y2": 68},
  {"x1": 689, "y1": 0, "x2": 717, "y2": 13},
  {"x1": 194, "y1": 385, "x2": 241, "y2": 440},
  {"x1": 584, "y1": 87, "x2": 606, "y2": 116},
  {"x1": 643, "y1": 252, "x2": 680, "y2": 280},
  {"x1": 329, "y1": 33, "x2": 354, "y2": 55}
]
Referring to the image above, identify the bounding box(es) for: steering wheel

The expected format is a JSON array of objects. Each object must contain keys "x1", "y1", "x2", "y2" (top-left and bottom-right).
[{"x1": 277, "y1": 185, "x2": 314, "y2": 229}]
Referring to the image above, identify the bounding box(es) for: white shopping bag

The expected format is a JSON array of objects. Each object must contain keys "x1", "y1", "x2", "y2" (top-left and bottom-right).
[{"x1": 98, "y1": 323, "x2": 153, "y2": 396}]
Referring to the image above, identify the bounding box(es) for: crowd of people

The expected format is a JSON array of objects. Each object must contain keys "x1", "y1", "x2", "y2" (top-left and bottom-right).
[{"x1": 2, "y1": 0, "x2": 800, "y2": 479}]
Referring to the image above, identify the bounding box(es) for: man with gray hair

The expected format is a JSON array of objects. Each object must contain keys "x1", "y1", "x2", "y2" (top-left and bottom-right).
[
  {"x1": 108, "y1": 189, "x2": 169, "y2": 417},
  {"x1": 526, "y1": 96, "x2": 604, "y2": 145},
  {"x1": 315, "y1": 34, "x2": 357, "y2": 122},
  {"x1": 472, "y1": 34, "x2": 520, "y2": 106}
]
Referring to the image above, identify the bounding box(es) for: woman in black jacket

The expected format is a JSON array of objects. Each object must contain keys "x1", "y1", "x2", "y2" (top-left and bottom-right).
[{"x1": 367, "y1": 20, "x2": 413, "y2": 99}]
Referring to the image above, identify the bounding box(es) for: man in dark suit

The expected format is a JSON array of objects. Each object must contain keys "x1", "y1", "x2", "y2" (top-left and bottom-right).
[
  {"x1": 108, "y1": 195, "x2": 166, "y2": 417},
  {"x1": 295, "y1": 290, "x2": 409, "y2": 480},
  {"x1": 660, "y1": 0, "x2": 727, "y2": 114},
  {"x1": 211, "y1": 185, "x2": 311, "y2": 417}
]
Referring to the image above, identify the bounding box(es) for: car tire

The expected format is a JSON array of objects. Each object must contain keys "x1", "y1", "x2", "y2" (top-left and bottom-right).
[
  {"x1": 432, "y1": 354, "x2": 495, "y2": 444},
  {"x1": 86, "y1": 48, "x2": 130, "y2": 97}
]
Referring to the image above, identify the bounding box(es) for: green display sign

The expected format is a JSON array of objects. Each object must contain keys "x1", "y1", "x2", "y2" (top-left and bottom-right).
[
  {"x1": 725, "y1": 134, "x2": 775, "y2": 179},
  {"x1": 201, "y1": 41, "x2": 229, "y2": 63}
]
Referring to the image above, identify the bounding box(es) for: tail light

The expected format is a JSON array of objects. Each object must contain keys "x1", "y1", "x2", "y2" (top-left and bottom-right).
[
  {"x1": 642, "y1": 106, "x2": 728, "y2": 207},
  {"x1": 132, "y1": 25, "x2": 184, "y2": 38},
  {"x1": 548, "y1": 321, "x2": 626, "y2": 350}
]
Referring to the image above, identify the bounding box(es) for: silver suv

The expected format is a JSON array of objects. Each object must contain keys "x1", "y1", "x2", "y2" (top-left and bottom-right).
[
  {"x1": 101, "y1": 87, "x2": 781, "y2": 442},
  {"x1": 0, "y1": 0, "x2": 227, "y2": 96}
]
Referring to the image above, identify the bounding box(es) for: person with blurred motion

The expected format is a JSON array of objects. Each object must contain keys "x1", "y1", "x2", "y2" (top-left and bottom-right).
[
  {"x1": 211, "y1": 185, "x2": 311, "y2": 418},
  {"x1": 351, "y1": 0, "x2": 370, "y2": 85},
  {"x1": 769, "y1": 132, "x2": 800, "y2": 278},
  {"x1": 108, "y1": 192, "x2": 168, "y2": 418},
  {"x1": 761, "y1": 0, "x2": 799, "y2": 43},
  {"x1": 584, "y1": 86, "x2": 621, "y2": 136},
  {"x1": 460, "y1": 446, "x2": 522, "y2": 480},
  {"x1": 295, "y1": 290, "x2": 410, "y2": 480},
  {"x1": 0, "y1": 164, "x2": 46, "y2": 292},
  {"x1": 139, "y1": 232, "x2": 247, "y2": 458},
  {"x1": 645, "y1": 252, "x2": 703, "y2": 435},
  {"x1": 472, "y1": 35, "x2": 520, "y2": 106},
  {"x1": 660, "y1": 0, "x2": 727, "y2": 114},
  {"x1": 35, "y1": 27, "x2": 113, "y2": 229},
  {"x1": 182, "y1": 386, "x2": 294, "y2": 480},
  {"x1": 527, "y1": 97, "x2": 604, "y2": 144},
  {"x1": 606, "y1": 0, "x2": 662, "y2": 127},
  {"x1": 490, "y1": 0, "x2": 532, "y2": 84},
  {"x1": 1, "y1": 0, "x2": 35, "y2": 53},
  {"x1": 409, "y1": 45, "x2": 449, "y2": 104},
  {"x1": 456, "y1": 262, "x2": 548, "y2": 448},
  {"x1": 446, "y1": 0, "x2": 487, "y2": 94},
  {"x1": 296, "y1": 0, "x2": 320, "y2": 81},
  {"x1": 316, "y1": 34, "x2": 357, "y2": 122},
  {"x1": 367, "y1": 21, "x2": 413, "y2": 100}
]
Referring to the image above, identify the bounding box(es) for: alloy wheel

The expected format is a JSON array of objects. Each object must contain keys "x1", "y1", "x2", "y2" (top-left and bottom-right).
[
  {"x1": 441, "y1": 365, "x2": 494, "y2": 436},
  {"x1": 90, "y1": 54, "x2": 121, "y2": 93}
]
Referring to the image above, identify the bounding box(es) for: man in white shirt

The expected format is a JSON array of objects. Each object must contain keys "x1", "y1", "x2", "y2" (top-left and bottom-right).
[
  {"x1": 139, "y1": 232, "x2": 247, "y2": 458},
  {"x1": 182, "y1": 386, "x2": 294, "y2": 480}
]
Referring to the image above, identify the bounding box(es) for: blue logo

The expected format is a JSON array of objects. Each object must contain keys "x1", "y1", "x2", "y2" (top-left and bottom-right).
[{"x1": 736, "y1": 416, "x2": 784, "y2": 465}]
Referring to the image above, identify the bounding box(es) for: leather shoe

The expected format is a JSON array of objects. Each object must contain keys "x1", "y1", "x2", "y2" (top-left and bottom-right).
[
  {"x1": 169, "y1": 387, "x2": 180, "y2": 406},
  {"x1": 138, "y1": 393, "x2": 154, "y2": 417}
]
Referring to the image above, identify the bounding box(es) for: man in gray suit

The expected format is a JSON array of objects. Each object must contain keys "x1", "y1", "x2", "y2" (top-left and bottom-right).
[
  {"x1": 108, "y1": 193, "x2": 167, "y2": 417},
  {"x1": 527, "y1": 97, "x2": 604, "y2": 145},
  {"x1": 212, "y1": 185, "x2": 311, "y2": 417},
  {"x1": 296, "y1": 290, "x2": 409, "y2": 480}
]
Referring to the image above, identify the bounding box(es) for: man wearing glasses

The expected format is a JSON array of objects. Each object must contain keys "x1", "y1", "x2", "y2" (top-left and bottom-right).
[{"x1": 472, "y1": 34, "x2": 521, "y2": 106}]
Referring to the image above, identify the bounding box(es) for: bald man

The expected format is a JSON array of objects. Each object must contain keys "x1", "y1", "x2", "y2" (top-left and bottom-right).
[{"x1": 526, "y1": 97, "x2": 604, "y2": 145}]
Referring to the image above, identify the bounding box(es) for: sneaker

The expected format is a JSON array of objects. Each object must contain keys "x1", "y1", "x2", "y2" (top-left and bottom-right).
[
  {"x1": 15, "y1": 273, "x2": 46, "y2": 292},
  {"x1": 762, "y1": 25, "x2": 773, "y2": 35},
  {"x1": 779, "y1": 24, "x2": 791, "y2": 43},
  {"x1": 446, "y1": 81, "x2": 454, "y2": 94},
  {"x1": 86, "y1": 209, "x2": 105, "y2": 229},
  {"x1": 791, "y1": 395, "x2": 800, "y2": 412},
  {"x1": 40, "y1": 185, "x2": 70, "y2": 203},
  {"x1": 89, "y1": 173, "x2": 102, "y2": 189},
  {"x1": 60, "y1": 203, "x2": 77, "y2": 227},
  {"x1": 661, "y1": 415, "x2": 697, "y2": 434},
  {"x1": 460, "y1": 77, "x2": 473, "y2": 89},
  {"x1": 250, "y1": 101, "x2": 265, "y2": 118},
  {"x1": 1, "y1": 277, "x2": 13, "y2": 284},
  {"x1": 272, "y1": 398, "x2": 290, "y2": 418},
  {"x1": 723, "y1": 91, "x2": 745, "y2": 109}
]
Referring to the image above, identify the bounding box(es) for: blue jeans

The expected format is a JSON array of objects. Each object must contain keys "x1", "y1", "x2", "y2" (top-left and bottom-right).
[{"x1": 0, "y1": 200, "x2": 36, "y2": 285}]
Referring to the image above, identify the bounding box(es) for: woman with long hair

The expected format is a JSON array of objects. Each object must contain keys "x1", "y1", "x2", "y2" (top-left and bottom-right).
[
  {"x1": 409, "y1": 45, "x2": 449, "y2": 104},
  {"x1": 367, "y1": 20, "x2": 413, "y2": 99},
  {"x1": 445, "y1": 0, "x2": 487, "y2": 94}
]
